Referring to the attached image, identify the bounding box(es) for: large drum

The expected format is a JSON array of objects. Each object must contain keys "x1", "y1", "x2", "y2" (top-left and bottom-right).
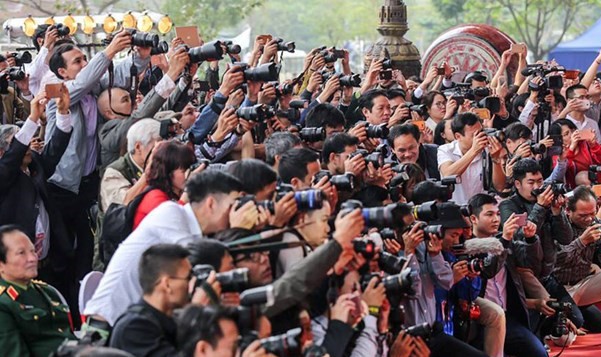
[{"x1": 421, "y1": 24, "x2": 520, "y2": 84}]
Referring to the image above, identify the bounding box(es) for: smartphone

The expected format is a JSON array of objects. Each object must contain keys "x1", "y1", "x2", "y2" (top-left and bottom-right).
[
  {"x1": 379, "y1": 69, "x2": 393, "y2": 80},
  {"x1": 472, "y1": 108, "x2": 491, "y2": 120},
  {"x1": 195, "y1": 80, "x2": 210, "y2": 91},
  {"x1": 564, "y1": 70, "x2": 580, "y2": 80},
  {"x1": 333, "y1": 49, "x2": 346, "y2": 59},
  {"x1": 175, "y1": 26, "x2": 201, "y2": 47},
  {"x1": 412, "y1": 120, "x2": 426, "y2": 131},
  {"x1": 581, "y1": 129, "x2": 596, "y2": 142},
  {"x1": 45, "y1": 83, "x2": 63, "y2": 98},
  {"x1": 510, "y1": 43, "x2": 526, "y2": 54},
  {"x1": 437, "y1": 67, "x2": 445, "y2": 75},
  {"x1": 515, "y1": 213, "x2": 528, "y2": 227}
]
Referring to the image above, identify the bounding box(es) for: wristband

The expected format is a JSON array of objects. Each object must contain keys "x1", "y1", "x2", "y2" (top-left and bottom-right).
[{"x1": 368, "y1": 305, "x2": 380, "y2": 317}]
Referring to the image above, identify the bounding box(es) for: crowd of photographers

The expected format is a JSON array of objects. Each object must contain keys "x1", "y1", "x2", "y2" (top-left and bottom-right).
[{"x1": 1, "y1": 22, "x2": 601, "y2": 357}]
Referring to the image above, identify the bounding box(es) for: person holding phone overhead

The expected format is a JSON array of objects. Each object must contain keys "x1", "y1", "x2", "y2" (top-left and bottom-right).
[{"x1": 560, "y1": 84, "x2": 601, "y2": 143}]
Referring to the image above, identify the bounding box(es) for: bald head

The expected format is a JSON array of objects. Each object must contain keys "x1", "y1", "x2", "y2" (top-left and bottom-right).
[{"x1": 97, "y1": 87, "x2": 133, "y2": 120}]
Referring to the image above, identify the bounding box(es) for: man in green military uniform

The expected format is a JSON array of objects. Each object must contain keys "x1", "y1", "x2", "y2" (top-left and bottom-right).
[{"x1": 0, "y1": 225, "x2": 76, "y2": 356}]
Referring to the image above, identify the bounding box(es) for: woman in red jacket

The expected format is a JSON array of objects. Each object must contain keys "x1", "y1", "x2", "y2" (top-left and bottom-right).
[
  {"x1": 549, "y1": 119, "x2": 601, "y2": 188},
  {"x1": 133, "y1": 140, "x2": 196, "y2": 229}
]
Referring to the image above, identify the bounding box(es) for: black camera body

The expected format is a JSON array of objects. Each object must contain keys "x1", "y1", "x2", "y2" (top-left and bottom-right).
[
  {"x1": 125, "y1": 29, "x2": 159, "y2": 48},
  {"x1": 404, "y1": 323, "x2": 433, "y2": 339},
  {"x1": 186, "y1": 41, "x2": 224, "y2": 63},
  {"x1": 452, "y1": 244, "x2": 487, "y2": 274},
  {"x1": 236, "y1": 194, "x2": 275, "y2": 215},
  {"x1": 360, "y1": 268, "x2": 414, "y2": 297},
  {"x1": 234, "y1": 62, "x2": 280, "y2": 83},
  {"x1": 9, "y1": 51, "x2": 32, "y2": 67},
  {"x1": 7, "y1": 67, "x2": 26, "y2": 81},
  {"x1": 341, "y1": 200, "x2": 412, "y2": 229},
  {"x1": 531, "y1": 181, "x2": 567, "y2": 197},
  {"x1": 313, "y1": 170, "x2": 355, "y2": 192},
  {"x1": 483, "y1": 128, "x2": 505, "y2": 142},
  {"x1": 379, "y1": 252, "x2": 407, "y2": 274},
  {"x1": 223, "y1": 40, "x2": 241, "y2": 54},
  {"x1": 412, "y1": 200, "x2": 470, "y2": 222},
  {"x1": 477, "y1": 96, "x2": 501, "y2": 114},
  {"x1": 340, "y1": 73, "x2": 361, "y2": 87},
  {"x1": 299, "y1": 127, "x2": 326, "y2": 142},
  {"x1": 349, "y1": 148, "x2": 384, "y2": 169},
  {"x1": 193, "y1": 264, "x2": 250, "y2": 293},
  {"x1": 52, "y1": 23, "x2": 71, "y2": 37},
  {"x1": 275, "y1": 38, "x2": 295, "y2": 53},
  {"x1": 237, "y1": 104, "x2": 275, "y2": 122},
  {"x1": 364, "y1": 122, "x2": 389, "y2": 139},
  {"x1": 353, "y1": 239, "x2": 376, "y2": 260},
  {"x1": 150, "y1": 41, "x2": 169, "y2": 55}
]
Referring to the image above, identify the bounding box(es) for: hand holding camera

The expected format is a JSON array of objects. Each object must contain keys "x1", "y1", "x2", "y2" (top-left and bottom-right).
[
  {"x1": 333, "y1": 208, "x2": 365, "y2": 250},
  {"x1": 43, "y1": 27, "x2": 59, "y2": 51},
  {"x1": 469, "y1": 131, "x2": 489, "y2": 155},
  {"x1": 230, "y1": 198, "x2": 260, "y2": 230},
  {"x1": 104, "y1": 30, "x2": 133, "y2": 59},
  {"x1": 362, "y1": 276, "x2": 386, "y2": 308},
  {"x1": 219, "y1": 65, "x2": 245, "y2": 97},
  {"x1": 190, "y1": 270, "x2": 222, "y2": 306},
  {"x1": 579, "y1": 223, "x2": 601, "y2": 246},
  {"x1": 452, "y1": 260, "x2": 469, "y2": 284},
  {"x1": 403, "y1": 222, "x2": 425, "y2": 255},
  {"x1": 212, "y1": 107, "x2": 239, "y2": 142},
  {"x1": 330, "y1": 293, "x2": 359, "y2": 324},
  {"x1": 535, "y1": 185, "x2": 554, "y2": 207},
  {"x1": 166, "y1": 46, "x2": 190, "y2": 80}
]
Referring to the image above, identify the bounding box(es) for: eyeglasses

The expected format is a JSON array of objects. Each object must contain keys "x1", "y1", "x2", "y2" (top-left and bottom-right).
[
  {"x1": 234, "y1": 251, "x2": 269, "y2": 264},
  {"x1": 434, "y1": 102, "x2": 446, "y2": 108},
  {"x1": 168, "y1": 272, "x2": 192, "y2": 282}
]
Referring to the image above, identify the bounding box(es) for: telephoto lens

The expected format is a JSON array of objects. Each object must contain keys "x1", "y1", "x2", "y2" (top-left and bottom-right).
[
  {"x1": 187, "y1": 41, "x2": 224, "y2": 63},
  {"x1": 7, "y1": 68, "x2": 26, "y2": 81},
  {"x1": 365, "y1": 123, "x2": 390, "y2": 139},
  {"x1": 293, "y1": 189, "x2": 324, "y2": 211},
  {"x1": 150, "y1": 41, "x2": 169, "y2": 55},
  {"x1": 236, "y1": 104, "x2": 276, "y2": 122},
  {"x1": 259, "y1": 328, "x2": 302, "y2": 356},
  {"x1": 275, "y1": 38, "x2": 295, "y2": 53},
  {"x1": 130, "y1": 30, "x2": 159, "y2": 48},
  {"x1": 53, "y1": 24, "x2": 70, "y2": 37},
  {"x1": 299, "y1": 127, "x2": 326, "y2": 143},
  {"x1": 192, "y1": 264, "x2": 250, "y2": 293},
  {"x1": 404, "y1": 323, "x2": 432, "y2": 339},
  {"x1": 240, "y1": 285, "x2": 275, "y2": 307}
]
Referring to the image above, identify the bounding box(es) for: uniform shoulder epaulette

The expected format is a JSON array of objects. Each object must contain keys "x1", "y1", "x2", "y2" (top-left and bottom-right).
[
  {"x1": 31, "y1": 279, "x2": 47, "y2": 286},
  {"x1": 0, "y1": 286, "x2": 5, "y2": 296}
]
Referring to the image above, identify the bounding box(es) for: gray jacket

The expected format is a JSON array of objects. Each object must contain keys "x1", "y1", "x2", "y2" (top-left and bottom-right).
[{"x1": 45, "y1": 52, "x2": 150, "y2": 193}]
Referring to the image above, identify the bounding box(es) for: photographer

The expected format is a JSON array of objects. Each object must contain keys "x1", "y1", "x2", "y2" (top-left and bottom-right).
[
  {"x1": 109, "y1": 244, "x2": 220, "y2": 356},
  {"x1": 499, "y1": 159, "x2": 583, "y2": 327},
  {"x1": 553, "y1": 186, "x2": 601, "y2": 331},
  {"x1": 468, "y1": 194, "x2": 549, "y2": 357},
  {"x1": 389, "y1": 123, "x2": 440, "y2": 180},
  {"x1": 28, "y1": 25, "x2": 59, "y2": 96},
  {"x1": 302, "y1": 103, "x2": 346, "y2": 150},
  {"x1": 0, "y1": 88, "x2": 73, "y2": 290},
  {"x1": 278, "y1": 148, "x2": 335, "y2": 206},
  {"x1": 437, "y1": 113, "x2": 505, "y2": 204},
  {"x1": 559, "y1": 84, "x2": 601, "y2": 143},
  {"x1": 322, "y1": 133, "x2": 365, "y2": 177},
  {"x1": 264, "y1": 132, "x2": 301, "y2": 171},
  {"x1": 0, "y1": 55, "x2": 32, "y2": 125},
  {"x1": 358, "y1": 89, "x2": 391, "y2": 127},
  {"x1": 84, "y1": 170, "x2": 255, "y2": 325}
]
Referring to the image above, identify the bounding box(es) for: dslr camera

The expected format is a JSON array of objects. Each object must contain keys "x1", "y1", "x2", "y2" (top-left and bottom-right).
[
  {"x1": 341, "y1": 200, "x2": 412, "y2": 229},
  {"x1": 237, "y1": 104, "x2": 276, "y2": 122},
  {"x1": 234, "y1": 62, "x2": 280, "y2": 83},
  {"x1": 349, "y1": 149, "x2": 383, "y2": 169},
  {"x1": 299, "y1": 127, "x2": 326, "y2": 143},
  {"x1": 531, "y1": 181, "x2": 567, "y2": 197},
  {"x1": 193, "y1": 264, "x2": 250, "y2": 293},
  {"x1": 275, "y1": 38, "x2": 296, "y2": 53},
  {"x1": 313, "y1": 170, "x2": 355, "y2": 192},
  {"x1": 275, "y1": 184, "x2": 324, "y2": 211},
  {"x1": 8, "y1": 51, "x2": 32, "y2": 67},
  {"x1": 360, "y1": 268, "x2": 415, "y2": 297},
  {"x1": 452, "y1": 244, "x2": 487, "y2": 274},
  {"x1": 412, "y1": 200, "x2": 471, "y2": 222},
  {"x1": 236, "y1": 194, "x2": 275, "y2": 215}
]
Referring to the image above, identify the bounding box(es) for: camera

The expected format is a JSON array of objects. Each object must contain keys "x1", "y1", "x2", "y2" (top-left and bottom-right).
[
  {"x1": 531, "y1": 181, "x2": 567, "y2": 197},
  {"x1": 289, "y1": 99, "x2": 308, "y2": 109},
  {"x1": 590, "y1": 165, "x2": 601, "y2": 173},
  {"x1": 381, "y1": 58, "x2": 393, "y2": 70},
  {"x1": 236, "y1": 195, "x2": 275, "y2": 215},
  {"x1": 452, "y1": 244, "x2": 486, "y2": 274},
  {"x1": 524, "y1": 64, "x2": 564, "y2": 91},
  {"x1": 364, "y1": 123, "x2": 389, "y2": 139},
  {"x1": 275, "y1": 38, "x2": 295, "y2": 53},
  {"x1": 192, "y1": 264, "x2": 250, "y2": 293},
  {"x1": 150, "y1": 41, "x2": 169, "y2": 55},
  {"x1": 240, "y1": 285, "x2": 275, "y2": 307},
  {"x1": 52, "y1": 23, "x2": 71, "y2": 37},
  {"x1": 547, "y1": 301, "x2": 572, "y2": 337},
  {"x1": 258, "y1": 328, "x2": 302, "y2": 356},
  {"x1": 409, "y1": 104, "x2": 428, "y2": 117},
  {"x1": 269, "y1": 81, "x2": 294, "y2": 97},
  {"x1": 313, "y1": 170, "x2": 355, "y2": 192},
  {"x1": 277, "y1": 108, "x2": 300, "y2": 122},
  {"x1": 412, "y1": 200, "x2": 470, "y2": 222},
  {"x1": 477, "y1": 96, "x2": 501, "y2": 114},
  {"x1": 353, "y1": 239, "x2": 376, "y2": 260},
  {"x1": 483, "y1": 128, "x2": 505, "y2": 141},
  {"x1": 127, "y1": 29, "x2": 159, "y2": 48},
  {"x1": 299, "y1": 127, "x2": 326, "y2": 142},
  {"x1": 528, "y1": 142, "x2": 547, "y2": 155},
  {"x1": 340, "y1": 74, "x2": 362, "y2": 87},
  {"x1": 6, "y1": 67, "x2": 25, "y2": 81},
  {"x1": 341, "y1": 200, "x2": 412, "y2": 229},
  {"x1": 320, "y1": 49, "x2": 337, "y2": 64},
  {"x1": 8, "y1": 51, "x2": 32, "y2": 67},
  {"x1": 404, "y1": 323, "x2": 433, "y2": 339},
  {"x1": 186, "y1": 41, "x2": 224, "y2": 63},
  {"x1": 223, "y1": 40, "x2": 241, "y2": 55},
  {"x1": 409, "y1": 221, "x2": 443, "y2": 239},
  {"x1": 349, "y1": 149, "x2": 384, "y2": 169},
  {"x1": 379, "y1": 252, "x2": 407, "y2": 275},
  {"x1": 235, "y1": 62, "x2": 280, "y2": 83},
  {"x1": 275, "y1": 184, "x2": 324, "y2": 211},
  {"x1": 237, "y1": 104, "x2": 275, "y2": 122},
  {"x1": 360, "y1": 268, "x2": 414, "y2": 296},
  {"x1": 159, "y1": 119, "x2": 179, "y2": 140}
]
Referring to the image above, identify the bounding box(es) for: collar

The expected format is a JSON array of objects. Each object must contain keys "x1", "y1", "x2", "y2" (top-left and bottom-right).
[
  {"x1": 449, "y1": 140, "x2": 464, "y2": 157},
  {"x1": 126, "y1": 153, "x2": 144, "y2": 176},
  {"x1": 2, "y1": 279, "x2": 28, "y2": 290},
  {"x1": 183, "y1": 203, "x2": 203, "y2": 237}
]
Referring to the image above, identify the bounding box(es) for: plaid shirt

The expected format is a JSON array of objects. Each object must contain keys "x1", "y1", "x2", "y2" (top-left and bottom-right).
[{"x1": 554, "y1": 224, "x2": 601, "y2": 285}]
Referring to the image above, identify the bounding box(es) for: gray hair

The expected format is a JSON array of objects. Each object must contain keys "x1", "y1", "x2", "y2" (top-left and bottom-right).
[
  {"x1": 0, "y1": 125, "x2": 20, "y2": 153},
  {"x1": 126, "y1": 119, "x2": 161, "y2": 154},
  {"x1": 264, "y1": 132, "x2": 301, "y2": 165}
]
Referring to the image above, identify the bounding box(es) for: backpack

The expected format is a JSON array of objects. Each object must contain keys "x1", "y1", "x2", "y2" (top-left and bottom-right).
[{"x1": 99, "y1": 187, "x2": 154, "y2": 265}]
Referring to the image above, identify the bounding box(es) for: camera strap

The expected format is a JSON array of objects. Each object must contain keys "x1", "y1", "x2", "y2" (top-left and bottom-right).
[{"x1": 107, "y1": 50, "x2": 139, "y2": 118}]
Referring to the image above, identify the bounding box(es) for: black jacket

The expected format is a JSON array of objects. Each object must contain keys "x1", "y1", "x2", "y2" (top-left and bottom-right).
[
  {"x1": 0, "y1": 126, "x2": 72, "y2": 271},
  {"x1": 499, "y1": 193, "x2": 573, "y2": 278},
  {"x1": 418, "y1": 143, "x2": 440, "y2": 180},
  {"x1": 109, "y1": 300, "x2": 178, "y2": 357}
]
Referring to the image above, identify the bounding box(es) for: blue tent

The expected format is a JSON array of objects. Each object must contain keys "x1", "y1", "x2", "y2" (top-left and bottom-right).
[{"x1": 548, "y1": 18, "x2": 601, "y2": 71}]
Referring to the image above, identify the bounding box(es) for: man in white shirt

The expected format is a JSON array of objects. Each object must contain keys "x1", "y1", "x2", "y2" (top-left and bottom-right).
[
  {"x1": 83, "y1": 170, "x2": 256, "y2": 325},
  {"x1": 564, "y1": 84, "x2": 601, "y2": 143},
  {"x1": 27, "y1": 25, "x2": 58, "y2": 96},
  {"x1": 437, "y1": 112, "x2": 505, "y2": 205}
]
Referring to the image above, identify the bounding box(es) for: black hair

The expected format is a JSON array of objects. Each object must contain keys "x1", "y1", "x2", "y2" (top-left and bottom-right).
[
  {"x1": 504, "y1": 122, "x2": 532, "y2": 142},
  {"x1": 138, "y1": 244, "x2": 189, "y2": 295},
  {"x1": 567, "y1": 185, "x2": 597, "y2": 211},
  {"x1": 177, "y1": 305, "x2": 237, "y2": 357},
  {"x1": 305, "y1": 103, "x2": 346, "y2": 129},
  {"x1": 147, "y1": 141, "x2": 196, "y2": 200},
  {"x1": 351, "y1": 185, "x2": 390, "y2": 207},
  {"x1": 451, "y1": 112, "x2": 480, "y2": 135},
  {"x1": 566, "y1": 84, "x2": 587, "y2": 99},
  {"x1": 388, "y1": 123, "x2": 421, "y2": 146},
  {"x1": 228, "y1": 159, "x2": 277, "y2": 195},
  {"x1": 386, "y1": 88, "x2": 406, "y2": 100},
  {"x1": 510, "y1": 93, "x2": 529, "y2": 118},
  {"x1": 468, "y1": 193, "x2": 498, "y2": 217},
  {"x1": 278, "y1": 147, "x2": 320, "y2": 184},
  {"x1": 512, "y1": 158, "x2": 542, "y2": 182},
  {"x1": 554, "y1": 92, "x2": 567, "y2": 109},
  {"x1": 187, "y1": 240, "x2": 229, "y2": 272},
  {"x1": 0, "y1": 55, "x2": 6, "y2": 63},
  {"x1": 423, "y1": 90, "x2": 445, "y2": 110},
  {"x1": 411, "y1": 181, "x2": 441, "y2": 205},
  {"x1": 49, "y1": 43, "x2": 79, "y2": 80},
  {"x1": 213, "y1": 228, "x2": 254, "y2": 244},
  {"x1": 358, "y1": 89, "x2": 388, "y2": 111},
  {"x1": 322, "y1": 133, "x2": 359, "y2": 164},
  {"x1": 186, "y1": 170, "x2": 243, "y2": 204},
  {"x1": 32, "y1": 24, "x2": 50, "y2": 52},
  {"x1": 0, "y1": 225, "x2": 24, "y2": 263},
  {"x1": 264, "y1": 132, "x2": 301, "y2": 165},
  {"x1": 549, "y1": 119, "x2": 577, "y2": 138},
  {"x1": 433, "y1": 119, "x2": 449, "y2": 146}
]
